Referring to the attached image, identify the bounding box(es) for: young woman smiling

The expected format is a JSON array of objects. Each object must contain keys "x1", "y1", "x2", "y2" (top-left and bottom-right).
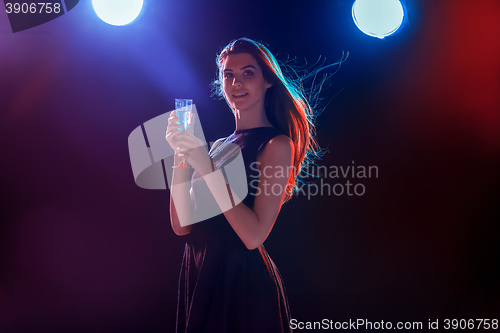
[{"x1": 166, "y1": 37, "x2": 325, "y2": 333}]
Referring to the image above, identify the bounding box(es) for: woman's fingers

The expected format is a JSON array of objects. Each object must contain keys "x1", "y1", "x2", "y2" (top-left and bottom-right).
[
  {"x1": 166, "y1": 127, "x2": 182, "y2": 143},
  {"x1": 168, "y1": 111, "x2": 181, "y2": 124},
  {"x1": 168, "y1": 116, "x2": 181, "y2": 125},
  {"x1": 166, "y1": 114, "x2": 204, "y2": 151},
  {"x1": 167, "y1": 124, "x2": 183, "y2": 134}
]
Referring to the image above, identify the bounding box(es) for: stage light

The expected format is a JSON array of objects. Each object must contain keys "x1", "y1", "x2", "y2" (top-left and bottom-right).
[
  {"x1": 92, "y1": 0, "x2": 144, "y2": 26},
  {"x1": 352, "y1": 0, "x2": 404, "y2": 39}
]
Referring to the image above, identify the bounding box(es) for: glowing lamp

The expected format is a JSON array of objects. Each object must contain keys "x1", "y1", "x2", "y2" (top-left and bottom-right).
[
  {"x1": 352, "y1": 0, "x2": 404, "y2": 39},
  {"x1": 92, "y1": 0, "x2": 144, "y2": 26}
]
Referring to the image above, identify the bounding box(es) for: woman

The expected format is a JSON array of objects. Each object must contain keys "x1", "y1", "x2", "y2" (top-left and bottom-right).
[{"x1": 166, "y1": 38, "x2": 323, "y2": 333}]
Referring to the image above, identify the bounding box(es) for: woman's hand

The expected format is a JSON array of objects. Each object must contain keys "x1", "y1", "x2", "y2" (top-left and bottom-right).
[
  {"x1": 166, "y1": 110, "x2": 185, "y2": 152},
  {"x1": 165, "y1": 111, "x2": 213, "y2": 176}
]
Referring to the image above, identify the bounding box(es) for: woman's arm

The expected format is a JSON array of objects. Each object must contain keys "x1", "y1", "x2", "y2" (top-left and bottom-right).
[
  {"x1": 169, "y1": 138, "x2": 225, "y2": 236},
  {"x1": 203, "y1": 135, "x2": 293, "y2": 250},
  {"x1": 169, "y1": 153, "x2": 194, "y2": 236}
]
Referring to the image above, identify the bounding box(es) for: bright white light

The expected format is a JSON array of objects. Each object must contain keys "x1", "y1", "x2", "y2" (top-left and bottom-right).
[
  {"x1": 352, "y1": 0, "x2": 404, "y2": 39},
  {"x1": 92, "y1": 0, "x2": 144, "y2": 26}
]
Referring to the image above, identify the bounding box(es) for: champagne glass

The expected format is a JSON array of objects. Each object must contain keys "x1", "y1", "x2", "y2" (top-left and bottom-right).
[{"x1": 174, "y1": 99, "x2": 193, "y2": 168}]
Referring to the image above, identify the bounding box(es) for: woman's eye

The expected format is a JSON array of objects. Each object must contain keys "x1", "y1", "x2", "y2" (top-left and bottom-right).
[
  {"x1": 245, "y1": 71, "x2": 254, "y2": 76},
  {"x1": 224, "y1": 73, "x2": 233, "y2": 78}
]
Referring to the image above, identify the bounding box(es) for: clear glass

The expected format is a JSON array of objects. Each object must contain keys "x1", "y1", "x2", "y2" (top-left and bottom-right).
[{"x1": 174, "y1": 99, "x2": 193, "y2": 168}]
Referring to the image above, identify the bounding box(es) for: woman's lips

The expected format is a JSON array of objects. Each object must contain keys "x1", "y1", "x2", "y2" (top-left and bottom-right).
[{"x1": 233, "y1": 92, "x2": 248, "y2": 98}]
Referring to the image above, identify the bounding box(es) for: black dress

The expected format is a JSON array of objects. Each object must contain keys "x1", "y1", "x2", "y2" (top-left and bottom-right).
[{"x1": 176, "y1": 127, "x2": 293, "y2": 333}]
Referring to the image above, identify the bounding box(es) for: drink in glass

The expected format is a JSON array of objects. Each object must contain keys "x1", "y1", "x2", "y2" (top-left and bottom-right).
[{"x1": 174, "y1": 99, "x2": 193, "y2": 168}]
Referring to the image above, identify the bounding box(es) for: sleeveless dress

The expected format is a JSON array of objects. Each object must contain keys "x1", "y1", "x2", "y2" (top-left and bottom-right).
[{"x1": 176, "y1": 127, "x2": 293, "y2": 333}]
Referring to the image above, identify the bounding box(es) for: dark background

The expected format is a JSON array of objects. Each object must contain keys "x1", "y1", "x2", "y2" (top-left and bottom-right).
[{"x1": 1, "y1": 0, "x2": 499, "y2": 332}]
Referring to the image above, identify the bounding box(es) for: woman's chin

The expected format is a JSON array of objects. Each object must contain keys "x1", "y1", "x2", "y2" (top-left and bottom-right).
[{"x1": 231, "y1": 103, "x2": 248, "y2": 112}]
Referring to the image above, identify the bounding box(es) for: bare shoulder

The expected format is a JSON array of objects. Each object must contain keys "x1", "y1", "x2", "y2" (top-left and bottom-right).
[
  {"x1": 213, "y1": 137, "x2": 225, "y2": 146},
  {"x1": 267, "y1": 135, "x2": 293, "y2": 152},
  {"x1": 258, "y1": 135, "x2": 293, "y2": 164},
  {"x1": 209, "y1": 137, "x2": 226, "y2": 152}
]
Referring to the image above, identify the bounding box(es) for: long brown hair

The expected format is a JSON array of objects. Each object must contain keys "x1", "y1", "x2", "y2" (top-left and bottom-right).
[{"x1": 212, "y1": 38, "x2": 336, "y2": 203}]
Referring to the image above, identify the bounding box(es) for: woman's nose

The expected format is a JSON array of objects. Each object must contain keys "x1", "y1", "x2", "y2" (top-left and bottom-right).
[{"x1": 232, "y1": 77, "x2": 242, "y2": 88}]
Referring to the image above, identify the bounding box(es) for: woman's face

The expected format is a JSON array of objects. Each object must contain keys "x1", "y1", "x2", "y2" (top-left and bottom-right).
[{"x1": 222, "y1": 53, "x2": 272, "y2": 113}]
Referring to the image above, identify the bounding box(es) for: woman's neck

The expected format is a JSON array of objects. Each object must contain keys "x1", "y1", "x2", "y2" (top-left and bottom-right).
[{"x1": 234, "y1": 107, "x2": 273, "y2": 131}]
